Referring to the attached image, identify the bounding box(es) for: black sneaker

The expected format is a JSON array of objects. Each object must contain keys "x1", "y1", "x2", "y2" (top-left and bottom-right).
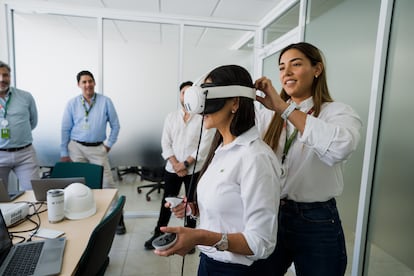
[{"x1": 144, "y1": 229, "x2": 163, "y2": 250}]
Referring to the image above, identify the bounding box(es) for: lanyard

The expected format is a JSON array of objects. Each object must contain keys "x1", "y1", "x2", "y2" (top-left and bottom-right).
[
  {"x1": 281, "y1": 107, "x2": 314, "y2": 164},
  {"x1": 0, "y1": 93, "x2": 12, "y2": 119},
  {"x1": 80, "y1": 93, "x2": 96, "y2": 119}
]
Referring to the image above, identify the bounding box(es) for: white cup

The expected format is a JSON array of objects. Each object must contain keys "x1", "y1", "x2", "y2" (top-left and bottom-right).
[{"x1": 47, "y1": 189, "x2": 65, "y2": 223}]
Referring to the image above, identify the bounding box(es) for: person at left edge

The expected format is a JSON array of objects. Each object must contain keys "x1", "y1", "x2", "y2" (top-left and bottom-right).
[
  {"x1": 60, "y1": 70, "x2": 125, "y2": 234},
  {"x1": 0, "y1": 61, "x2": 40, "y2": 191}
]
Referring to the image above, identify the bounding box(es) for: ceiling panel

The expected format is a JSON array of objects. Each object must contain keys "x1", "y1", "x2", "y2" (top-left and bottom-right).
[
  {"x1": 160, "y1": 0, "x2": 220, "y2": 18},
  {"x1": 213, "y1": 0, "x2": 282, "y2": 22},
  {"x1": 14, "y1": 0, "x2": 286, "y2": 49},
  {"x1": 102, "y1": 0, "x2": 159, "y2": 12},
  {"x1": 40, "y1": 0, "x2": 282, "y2": 23},
  {"x1": 42, "y1": 0, "x2": 104, "y2": 8},
  {"x1": 184, "y1": 26, "x2": 252, "y2": 49}
]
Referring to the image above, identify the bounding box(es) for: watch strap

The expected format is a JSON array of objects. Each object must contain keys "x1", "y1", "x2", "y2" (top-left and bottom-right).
[
  {"x1": 213, "y1": 233, "x2": 228, "y2": 251},
  {"x1": 281, "y1": 102, "x2": 298, "y2": 120}
]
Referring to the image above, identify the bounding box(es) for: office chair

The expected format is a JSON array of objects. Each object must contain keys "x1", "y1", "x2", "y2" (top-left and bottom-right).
[
  {"x1": 50, "y1": 162, "x2": 104, "y2": 189},
  {"x1": 117, "y1": 144, "x2": 166, "y2": 201},
  {"x1": 74, "y1": 195, "x2": 126, "y2": 276},
  {"x1": 137, "y1": 164, "x2": 166, "y2": 201},
  {"x1": 135, "y1": 144, "x2": 166, "y2": 201},
  {"x1": 117, "y1": 166, "x2": 140, "y2": 181}
]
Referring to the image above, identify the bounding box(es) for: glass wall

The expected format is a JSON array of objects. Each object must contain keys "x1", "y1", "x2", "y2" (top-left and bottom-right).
[
  {"x1": 262, "y1": 51, "x2": 281, "y2": 92},
  {"x1": 365, "y1": 0, "x2": 414, "y2": 275},
  {"x1": 263, "y1": 2, "x2": 300, "y2": 45},
  {"x1": 12, "y1": 13, "x2": 255, "y2": 169},
  {"x1": 182, "y1": 26, "x2": 254, "y2": 81},
  {"x1": 304, "y1": 0, "x2": 380, "y2": 274},
  {"x1": 13, "y1": 12, "x2": 98, "y2": 166},
  {"x1": 103, "y1": 19, "x2": 180, "y2": 166}
]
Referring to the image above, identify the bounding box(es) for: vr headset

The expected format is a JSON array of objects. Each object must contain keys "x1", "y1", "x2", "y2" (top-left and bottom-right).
[{"x1": 184, "y1": 83, "x2": 256, "y2": 114}]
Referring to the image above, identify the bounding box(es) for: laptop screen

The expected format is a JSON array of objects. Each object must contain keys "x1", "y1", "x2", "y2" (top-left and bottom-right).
[{"x1": 0, "y1": 210, "x2": 12, "y2": 266}]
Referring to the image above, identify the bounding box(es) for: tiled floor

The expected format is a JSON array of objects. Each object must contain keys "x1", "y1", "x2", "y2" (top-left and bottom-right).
[{"x1": 105, "y1": 173, "x2": 200, "y2": 276}]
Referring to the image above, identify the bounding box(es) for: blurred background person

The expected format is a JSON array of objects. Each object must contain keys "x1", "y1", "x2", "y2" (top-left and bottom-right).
[
  {"x1": 0, "y1": 61, "x2": 39, "y2": 191},
  {"x1": 144, "y1": 81, "x2": 214, "y2": 251}
]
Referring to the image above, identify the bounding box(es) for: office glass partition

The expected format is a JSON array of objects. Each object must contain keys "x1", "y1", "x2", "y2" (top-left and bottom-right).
[
  {"x1": 365, "y1": 0, "x2": 414, "y2": 274},
  {"x1": 305, "y1": 0, "x2": 380, "y2": 274},
  {"x1": 103, "y1": 19, "x2": 180, "y2": 166},
  {"x1": 262, "y1": 51, "x2": 281, "y2": 92},
  {"x1": 263, "y1": 2, "x2": 299, "y2": 45},
  {"x1": 13, "y1": 12, "x2": 98, "y2": 166},
  {"x1": 182, "y1": 26, "x2": 254, "y2": 82}
]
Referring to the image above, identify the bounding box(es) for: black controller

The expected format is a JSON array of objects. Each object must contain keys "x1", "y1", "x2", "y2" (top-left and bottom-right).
[{"x1": 152, "y1": 233, "x2": 177, "y2": 251}]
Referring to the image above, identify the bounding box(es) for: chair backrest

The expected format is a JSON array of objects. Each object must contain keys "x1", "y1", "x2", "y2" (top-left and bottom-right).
[
  {"x1": 75, "y1": 195, "x2": 126, "y2": 276},
  {"x1": 50, "y1": 162, "x2": 104, "y2": 189},
  {"x1": 138, "y1": 145, "x2": 166, "y2": 181},
  {"x1": 138, "y1": 145, "x2": 165, "y2": 169}
]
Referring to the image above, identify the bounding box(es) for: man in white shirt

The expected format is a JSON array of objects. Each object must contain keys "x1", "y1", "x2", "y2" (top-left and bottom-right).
[{"x1": 144, "y1": 81, "x2": 214, "y2": 251}]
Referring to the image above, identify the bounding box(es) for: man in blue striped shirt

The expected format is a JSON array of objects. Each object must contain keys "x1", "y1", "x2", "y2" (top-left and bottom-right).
[
  {"x1": 60, "y1": 70, "x2": 125, "y2": 234},
  {"x1": 60, "y1": 70, "x2": 120, "y2": 188}
]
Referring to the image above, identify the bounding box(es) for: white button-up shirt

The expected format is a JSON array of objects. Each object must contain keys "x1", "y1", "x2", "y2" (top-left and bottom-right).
[
  {"x1": 197, "y1": 126, "x2": 281, "y2": 265},
  {"x1": 258, "y1": 97, "x2": 362, "y2": 202},
  {"x1": 161, "y1": 109, "x2": 214, "y2": 174}
]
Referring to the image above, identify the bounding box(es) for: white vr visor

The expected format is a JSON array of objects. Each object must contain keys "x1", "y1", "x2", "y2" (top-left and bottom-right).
[{"x1": 184, "y1": 85, "x2": 256, "y2": 114}]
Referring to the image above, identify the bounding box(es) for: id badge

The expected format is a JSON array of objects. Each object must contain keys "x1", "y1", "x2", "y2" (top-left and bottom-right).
[
  {"x1": 1, "y1": 128, "x2": 10, "y2": 139},
  {"x1": 1, "y1": 119, "x2": 8, "y2": 128},
  {"x1": 82, "y1": 122, "x2": 90, "y2": 130}
]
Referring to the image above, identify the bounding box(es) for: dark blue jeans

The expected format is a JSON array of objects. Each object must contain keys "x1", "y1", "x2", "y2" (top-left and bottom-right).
[
  {"x1": 198, "y1": 253, "x2": 252, "y2": 276},
  {"x1": 251, "y1": 198, "x2": 347, "y2": 276}
]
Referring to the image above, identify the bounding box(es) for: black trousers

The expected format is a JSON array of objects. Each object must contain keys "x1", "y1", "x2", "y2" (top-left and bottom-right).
[{"x1": 155, "y1": 170, "x2": 199, "y2": 229}]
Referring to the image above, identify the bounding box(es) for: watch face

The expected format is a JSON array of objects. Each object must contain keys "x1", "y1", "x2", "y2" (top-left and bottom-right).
[{"x1": 214, "y1": 233, "x2": 228, "y2": 251}]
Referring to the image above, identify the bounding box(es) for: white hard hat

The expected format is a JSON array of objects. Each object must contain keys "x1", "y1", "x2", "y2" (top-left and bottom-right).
[{"x1": 64, "y1": 183, "x2": 96, "y2": 220}]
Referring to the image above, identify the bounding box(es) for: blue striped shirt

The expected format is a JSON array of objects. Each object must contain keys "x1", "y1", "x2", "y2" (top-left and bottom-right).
[
  {"x1": 60, "y1": 93, "x2": 120, "y2": 157},
  {"x1": 0, "y1": 87, "x2": 38, "y2": 148}
]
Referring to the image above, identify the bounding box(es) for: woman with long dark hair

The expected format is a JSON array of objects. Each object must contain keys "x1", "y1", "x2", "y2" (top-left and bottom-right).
[{"x1": 155, "y1": 65, "x2": 281, "y2": 276}]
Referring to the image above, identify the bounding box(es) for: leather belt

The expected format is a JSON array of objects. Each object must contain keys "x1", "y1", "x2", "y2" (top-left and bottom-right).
[
  {"x1": 280, "y1": 198, "x2": 336, "y2": 209},
  {"x1": 0, "y1": 143, "x2": 32, "y2": 152},
  {"x1": 74, "y1": 140, "x2": 103, "y2": 147}
]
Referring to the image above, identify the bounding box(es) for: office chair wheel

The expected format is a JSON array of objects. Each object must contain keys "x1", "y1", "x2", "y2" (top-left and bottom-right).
[
  {"x1": 146, "y1": 196, "x2": 151, "y2": 201},
  {"x1": 137, "y1": 187, "x2": 142, "y2": 194}
]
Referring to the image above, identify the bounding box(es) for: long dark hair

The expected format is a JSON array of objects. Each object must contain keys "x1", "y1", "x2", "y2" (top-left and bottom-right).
[
  {"x1": 263, "y1": 42, "x2": 333, "y2": 150},
  {"x1": 198, "y1": 64, "x2": 256, "y2": 182}
]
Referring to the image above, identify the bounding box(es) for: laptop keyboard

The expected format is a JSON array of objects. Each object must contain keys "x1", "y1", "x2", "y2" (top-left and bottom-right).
[{"x1": 4, "y1": 242, "x2": 44, "y2": 276}]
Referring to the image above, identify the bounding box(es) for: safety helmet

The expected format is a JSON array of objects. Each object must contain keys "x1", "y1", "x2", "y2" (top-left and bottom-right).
[{"x1": 64, "y1": 183, "x2": 96, "y2": 220}]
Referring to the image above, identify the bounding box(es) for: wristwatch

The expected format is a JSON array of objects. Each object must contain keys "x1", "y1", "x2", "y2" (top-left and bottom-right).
[
  {"x1": 281, "y1": 102, "x2": 298, "y2": 120},
  {"x1": 184, "y1": 160, "x2": 190, "y2": 168},
  {"x1": 213, "y1": 233, "x2": 228, "y2": 251}
]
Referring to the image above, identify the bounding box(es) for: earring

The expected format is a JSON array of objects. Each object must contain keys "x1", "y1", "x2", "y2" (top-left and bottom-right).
[
  {"x1": 231, "y1": 110, "x2": 236, "y2": 114},
  {"x1": 315, "y1": 75, "x2": 318, "y2": 78}
]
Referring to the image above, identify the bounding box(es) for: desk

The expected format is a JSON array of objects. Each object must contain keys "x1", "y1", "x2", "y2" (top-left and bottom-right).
[{"x1": 10, "y1": 189, "x2": 118, "y2": 276}]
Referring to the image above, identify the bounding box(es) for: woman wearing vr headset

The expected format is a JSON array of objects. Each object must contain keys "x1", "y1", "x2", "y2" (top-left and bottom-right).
[
  {"x1": 252, "y1": 42, "x2": 362, "y2": 275},
  {"x1": 154, "y1": 65, "x2": 281, "y2": 275}
]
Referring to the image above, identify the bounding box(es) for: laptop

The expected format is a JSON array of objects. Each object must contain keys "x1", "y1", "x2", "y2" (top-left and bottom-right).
[
  {"x1": 0, "y1": 180, "x2": 25, "y2": 202},
  {"x1": 0, "y1": 209, "x2": 66, "y2": 276},
  {"x1": 30, "y1": 177, "x2": 85, "y2": 202}
]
